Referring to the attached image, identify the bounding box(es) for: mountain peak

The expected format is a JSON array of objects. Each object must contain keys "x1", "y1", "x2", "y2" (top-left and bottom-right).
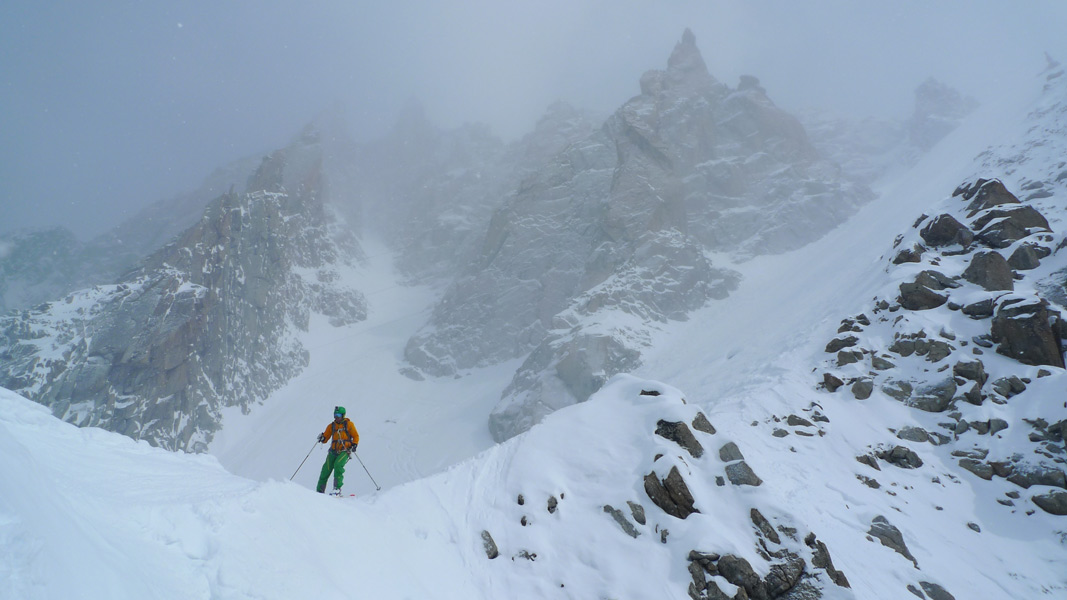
[{"x1": 667, "y1": 28, "x2": 707, "y2": 77}]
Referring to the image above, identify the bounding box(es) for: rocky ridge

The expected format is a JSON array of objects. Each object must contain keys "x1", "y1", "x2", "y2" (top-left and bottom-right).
[
  {"x1": 404, "y1": 30, "x2": 870, "y2": 440},
  {"x1": 817, "y1": 175, "x2": 1066, "y2": 518},
  {"x1": 0, "y1": 130, "x2": 366, "y2": 450},
  {"x1": 477, "y1": 376, "x2": 855, "y2": 600}
]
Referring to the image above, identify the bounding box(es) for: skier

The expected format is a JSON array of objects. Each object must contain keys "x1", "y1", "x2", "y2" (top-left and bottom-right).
[{"x1": 316, "y1": 406, "x2": 360, "y2": 495}]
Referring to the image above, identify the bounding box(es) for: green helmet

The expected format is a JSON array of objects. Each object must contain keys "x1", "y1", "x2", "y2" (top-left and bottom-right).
[{"x1": 334, "y1": 406, "x2": 346, "y2": 417}]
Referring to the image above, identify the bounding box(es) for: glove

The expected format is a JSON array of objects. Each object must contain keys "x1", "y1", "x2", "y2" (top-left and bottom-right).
[
  {"x1": 317, "y1": 434, "x2": 326, "y2": 443},
  {"x1": 349, "y1": 443, "x2": 358, "y2": 453}
]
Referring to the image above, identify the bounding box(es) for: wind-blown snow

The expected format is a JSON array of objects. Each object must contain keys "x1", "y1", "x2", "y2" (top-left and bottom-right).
[{"x1": 4, "y1": 66, "x2": 1067, "y2": 600}]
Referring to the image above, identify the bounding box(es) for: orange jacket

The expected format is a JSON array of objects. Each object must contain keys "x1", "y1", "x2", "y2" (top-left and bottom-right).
[{"x1": 322, "y1": 418, "x2": 359, "y2": 453}]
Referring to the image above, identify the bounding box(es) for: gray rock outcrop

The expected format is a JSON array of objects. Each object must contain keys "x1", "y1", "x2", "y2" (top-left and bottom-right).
[
  {"x1": 403, "y1": 29, "x2": 870, "y2": 440},
  {"x1": 0, "y1": 132, "x2": 366, "y2": 450}
]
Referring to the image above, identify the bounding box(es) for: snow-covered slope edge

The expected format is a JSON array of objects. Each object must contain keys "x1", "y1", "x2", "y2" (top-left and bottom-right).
[{"x1": 2, "y1": 375, "x2": 859, "y2": 600}]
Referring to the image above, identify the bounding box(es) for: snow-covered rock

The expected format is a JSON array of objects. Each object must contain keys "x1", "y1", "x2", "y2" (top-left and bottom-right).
[{"x1": 0, "y1": 130, "x2": 366, "y2": 451}]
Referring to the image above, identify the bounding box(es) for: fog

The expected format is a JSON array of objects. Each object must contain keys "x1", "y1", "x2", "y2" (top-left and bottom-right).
[{"x1": 2, "y1": 1, "x2": 1065, "y2": 239}]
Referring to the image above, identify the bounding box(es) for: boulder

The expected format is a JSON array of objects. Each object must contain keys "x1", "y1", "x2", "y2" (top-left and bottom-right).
[
  {"x1": 893, "y1": 245, "x2": 925, "y2": 264},
  {"x1": 920, "y1": 214, "x2": 973, "y2": 247},
  {"x1": 692, "y1": 412, "x2": 716, "y2": 435},
  {"x1": 603, "y1": 505, "x2": 640, "y2": 538},
  {"x1": 907, "y1": 378, "x2": 957, "y2": 412},
  {"x1": 915, "y1": 270, "x2": 961, "y2": 291},
  {"x1": 959, "y1": 458, "x2": 994, "y2": 480},
  {"x1": 481, "y1": 530, "x2": 499, "y2": 559},
  {"x1": 962, "y1": 251, "x2": 1014, "y2": 291},
  {"x1": 962, "y1": 298, "x2": 996, "y2": 319},
  {"x1": 991, "y1": 299, "x2": 1065, "y2": 368},
  {"x1": 644, "y1": 466, "x2": 700, "y2": 519},
  {"x1": 897, "y1": 426, "x2": 930, "y2": 443},
  {"x1": 822, "y1": 372, "x2": 844, "y2": 392},
  {"x1": 719, "y1": 442, "x2": 745, "y2": 462},
  {"x1": 899, "y1": 282, "x2": 948, "y2": 310},
  {"x1": 725, "y1": 461, "x2": 764, "y2": 486},
  {"x1": 877, "y1": 445, "x2": 924, "y2": 469},
  {"x1": 825, "y1": 335, "x2": 859, "y2": 352},
  {"x1": 1032, "y1": 490, "x2": 1067, "y2": 515},
  {"x1": 852, "y1": 378, "x2": 874, "y2": 400},
  {"x1": 952, "y1": 360, "x2": 988, "y2": 385},
  {"x1": 868, "y1": 515, "x2": 919, "y2": 568},
  {"x1": 919, "y1": 581, "x2": 957, "y2": 600},
  {"x1": 971, "y1": 205, "x2": 1051, "y2": 232},
  {"x1": 656, "y1": 420, "x2": 705, "y2": 458},
  {"x1": 956, "y1": 179, "x2": 1020, "y2": 217},
  {"x1": 881, "y1": 379, "x2": 913, "y2": 402},
  {"x1": 806, "y1": 533, "x2": 851, "y2": 588},
  {"x1": 1007, "y1": 243, "x2": 1043, "y2": 270}
]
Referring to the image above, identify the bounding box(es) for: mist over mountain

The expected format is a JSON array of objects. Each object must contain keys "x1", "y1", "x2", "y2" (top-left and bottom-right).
[{"x1": 2, "y1": 21, "x2": 1067, "y2": 600}]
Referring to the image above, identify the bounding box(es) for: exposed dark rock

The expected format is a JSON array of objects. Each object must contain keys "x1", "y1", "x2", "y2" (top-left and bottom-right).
[
  {"x1": 764, "y1": 554, "x2": 806, "y2": 598},
  {"x1": 959, "y1": 459, "x2": 994, "y2": 480},
  {"x1": 899, "y1": 282, "x2": 948, "y2": 310},
  {"x1": 897, "y1": 426, "x2": 930, "y2": 443},
  {"x1": 627, "y1": 501, "x2": 646, "y2": 525},
  {"x1": 957, "y1": 179, "x2": 1020, "y2": 217},
  {"x1": 851, "y1": 379, "x2": 874, "y2": 400},
  {"x1": 971, "y1": 205, "x2": 1051, "y2": 233},
  {"x1": 907, "y1": 378, "x2": 957, "y2": 412},
  {"x1": 644, "y1": 466, "x2": 700, "y2": 519},
  {"x1": 719, "y1": 442, "x2": 745, "y2": 462},
  {"x1": 825, "y1": 336, "x2": 859, "y2": 353},
  {"x1": 692, "y1": 412, "x2": 717, "y2": 435},
  {"x1": 919, "y1": 581, "x2": 957, "y2": 600},
  {"x1": 837, "y1": 350, "x2": 863, "y2": 366},
  {"x1": 962, "y1": 298, "x2": 996, "y2": 319},
  {"x1": 1008, "y1": 243, "x2": 1043, "y2": 270},
  {"x1": 868, "y1": 515, "x2": 919, "y2": 568},
  {"x1": 1031, "y1": 490, "x2": 1067, "y2": 515},
  {"x1": 878, "y1": 445, "x2": 924, "y2": 469},
  {"x1": 481, "y1": 530, "x2": 499, "y2": 559},
  {"x1": 894, "y1": 245, "x2": 925, "y2": 264},
  {"x1": 656, "y1": 420, "x2": 705, "y2": 458},
  {"x1": 872, "y1": 355, "x2": 896, "y2": 370},
  {"x1": 881, "y1": 379, "x2": 913, "y2": 402},
  {"x1": 603, "y1": 505, "x2": 640, "y2": 538},
  {"x1": 952, "y1": 360, "x2": 987, "y2": 385},
  {"x1": 915, "y1": 270, "x2": 962, "y2": 291},
  {"x1": 920, "y1": 214, "x2": 973, "y2": 247},
  {"x1": 973, "y1": 206, "x2": 1051, "y2": 248},
  {"x1": 962, "y1": 251, "x2": 1014, "y2": 291},
  {"x1": 822, "y1": 372, "x2": 845, "y2": 392},
  {"x1": 548, "y1": 496, "x2": 558, "y2": 514},
  {"x1": 991, "y1": 299, "x2": 1065, "y2": 368},
  {"x1": 725, "y1": 461, "x2": 764, "y2": 487},
  {"x1": 805, "y1": 533, "x2": 850, "y2": 588},
  {"x1": 786, "y1": 415, "x2": 814, "y2": 428},
  {"x1": 750, "y1": 508, "x2": 781, "y2": 544},
  {"x1": 856, "y1": 453, "x2": 881, "y2": 471},
  {"x1": 716, "y1": 554, "x2": 765, "y2": 599},
  {"x1": 1007, "y1": 462, "x2": 1067, "y2": 489}
]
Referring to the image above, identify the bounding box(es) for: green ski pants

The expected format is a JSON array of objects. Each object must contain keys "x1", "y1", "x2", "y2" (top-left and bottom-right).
[{"x1": 317, "y1": 450, "x2": 351, "y2": 492}]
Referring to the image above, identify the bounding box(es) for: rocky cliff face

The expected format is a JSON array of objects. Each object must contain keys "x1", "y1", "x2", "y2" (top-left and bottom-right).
[
  {"x1": 817, "y1": 145, "x2": 1067, "y2": 518},
  {"x1": 0, "y1": 156, "x2": 260, "y2": 316},
  {"x1": 344, "y1": 100, "x2": 598, "y2": 283},
  {"x1": 0, "y1": 130, "x2": 366, "y2": 451},
  {"x1": 404, "y1": 30, "x2": 870, "y2": 440}
]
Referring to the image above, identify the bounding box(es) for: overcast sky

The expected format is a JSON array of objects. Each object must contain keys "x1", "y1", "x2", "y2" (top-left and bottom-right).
[{"x1": 3, "y1": 1, "x2": 1066, "y2": 239}]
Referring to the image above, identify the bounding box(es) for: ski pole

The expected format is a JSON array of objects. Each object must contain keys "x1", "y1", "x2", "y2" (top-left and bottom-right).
[
  {"x1": 353, "y1": 451, "x2": 381, "y2": 491},
  {"x1": 290, "y1": 440, "x2": 319, "y2": 481}
]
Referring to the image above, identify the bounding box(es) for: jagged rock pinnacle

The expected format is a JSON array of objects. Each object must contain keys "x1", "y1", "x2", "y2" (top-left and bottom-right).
[{"x1": 667, "y1": 28, "x2": 708, "y2": 77}]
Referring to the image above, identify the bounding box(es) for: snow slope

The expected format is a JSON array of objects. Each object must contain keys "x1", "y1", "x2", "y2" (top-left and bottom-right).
[{"x1": 5, "y1": 61, "x2": 1067, "y2": 600}]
